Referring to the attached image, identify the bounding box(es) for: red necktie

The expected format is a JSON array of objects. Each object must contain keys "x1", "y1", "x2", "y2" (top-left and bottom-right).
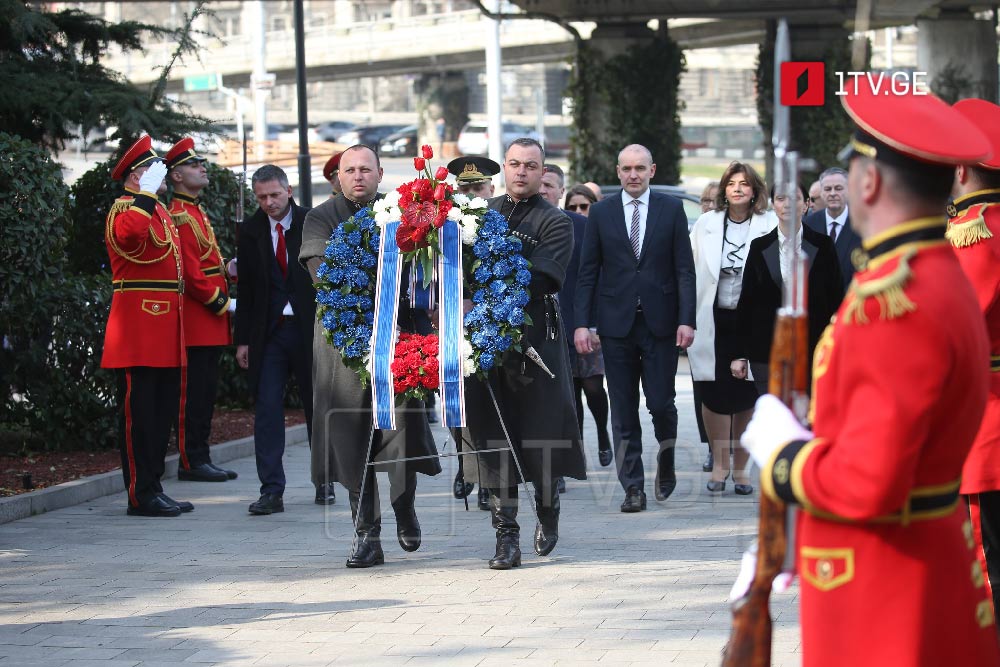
[{"x1": 275, "y1": 224, "x2": 288, "y2": 278}]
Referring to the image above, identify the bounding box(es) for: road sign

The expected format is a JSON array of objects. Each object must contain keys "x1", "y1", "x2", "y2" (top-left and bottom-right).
[{"x1": 184, "y1": 73, "x2": 222, "y2": 92}]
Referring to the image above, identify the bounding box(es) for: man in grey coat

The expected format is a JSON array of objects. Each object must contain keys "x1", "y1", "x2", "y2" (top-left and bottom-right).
[{"x1": 298, "y1": 145, "x2": 440, "y2": 568}]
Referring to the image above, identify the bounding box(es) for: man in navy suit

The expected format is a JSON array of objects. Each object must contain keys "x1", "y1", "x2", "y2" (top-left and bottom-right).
[
  {"x1": 234, "y1": 165, "x2": 316, "y2": 515},
  {"x1": 573, "y1": 144, "x2": 696, "y2": 512},
  {"x1": 803, "y1": 167, "x2": 860, "y2": 291}
]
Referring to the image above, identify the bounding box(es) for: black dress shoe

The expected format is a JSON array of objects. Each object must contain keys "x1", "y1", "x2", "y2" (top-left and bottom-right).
[
  {"x1": 127, "y1": 495, "x2": 181, "y2": 517},
  {"x1": 346, "y1": 533, "x2": 385, "y2": 568},
  {"x1": 734, "y1": 483, "x2": 754, "y2": 496},
  {"x1": 620, "y1": 487, "x2": 646, "y2": 513},
  {"x1": 706, "y1": 480, "x2": 726, "y2": 493},
  {"x1": 453, "y1": 471, "x2": 474, "y2": 499},
  {"x1": 249, "y1": 493, "x2": 284, "y2": 515},
  {"x1": 157, "y1": 493, "x2": 194, "y2": 513},
  {"x1": 702, "y1": 450, "x2": 714, "y2": 473},
  {"x1": 598, "y1": 447, "x2": 613, "y2": 467},
  {"x1": 395, "y1": 509, "x2": 421, "y2": 552},
  {"x1": 654, "y1": 477, "x2": 677, "y2": 502},
  {"x1": 477, "y1": 487, "x2": 490, "y2": 511},
  {"x1": 178, "y1": 462, "x2": 228, "y2": 482},
  {"x1": 555, "y1": 476, "x2": 566, "y2": 494},
  {"x1": 208, "y1": 463, "x2": 237, "y2": 480},
  {"x1": 314, "y1": 483, "x2": 336, "y2": 505}
]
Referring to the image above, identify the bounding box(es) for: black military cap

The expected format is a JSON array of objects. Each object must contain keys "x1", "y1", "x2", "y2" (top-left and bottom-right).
[{"x1": 447, "y1": 156, "x2": 501, "y2": 184}]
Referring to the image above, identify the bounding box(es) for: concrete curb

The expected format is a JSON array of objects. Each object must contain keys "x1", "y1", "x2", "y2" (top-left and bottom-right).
[{"x1": 0, "y1": 424, "x2": 308, "y2": 525}]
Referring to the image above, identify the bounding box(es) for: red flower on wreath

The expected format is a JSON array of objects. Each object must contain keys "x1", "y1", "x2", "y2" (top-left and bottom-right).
[{"x1": 391, "y1": 333, "x2": 439, "y2": 396}]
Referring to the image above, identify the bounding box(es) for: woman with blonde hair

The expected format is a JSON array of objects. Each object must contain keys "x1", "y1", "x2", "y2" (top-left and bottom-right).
[{"x1": 688, "y1": 162, "x2": 776, "y2": 495}]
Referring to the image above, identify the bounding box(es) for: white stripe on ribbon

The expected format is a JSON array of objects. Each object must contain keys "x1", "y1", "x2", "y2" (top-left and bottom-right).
[
  {"x1": 438, "y1": 218, "x2": 466, "y2": 427},
  {"x1": 370, "y1": 220, "x2": 402, "y2": 430}
]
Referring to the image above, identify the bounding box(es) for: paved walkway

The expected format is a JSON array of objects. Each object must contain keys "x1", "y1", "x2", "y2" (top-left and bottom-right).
[{"x1": 0, "y1": 360, "x2": 801, "y2": 666}]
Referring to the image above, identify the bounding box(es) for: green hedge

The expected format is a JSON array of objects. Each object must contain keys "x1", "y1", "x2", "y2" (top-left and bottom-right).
[{"x1": 2, "y1": 137, "x2": 261, "y2": 453}]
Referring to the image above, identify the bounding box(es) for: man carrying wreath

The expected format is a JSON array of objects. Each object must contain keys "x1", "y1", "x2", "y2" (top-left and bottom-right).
[
  {"x1": 464, "y1": 137, "x2": 587, "y2": 569},
  {"x1": 299, "y1": 144, "x2": 440, "y2": 569}
]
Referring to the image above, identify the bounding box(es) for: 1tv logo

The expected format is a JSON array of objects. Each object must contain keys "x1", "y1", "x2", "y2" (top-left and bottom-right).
[{"x1": 780, "y1": 62, "x2": 825, "y2": 106}]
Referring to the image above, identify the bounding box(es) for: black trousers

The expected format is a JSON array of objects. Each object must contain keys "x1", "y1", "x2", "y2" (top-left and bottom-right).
[
  {"x1": 969, "y1": 491, "x2": 1000, "y2": 618},
  {"x1": 115, "y1": 367, "x2": 180, "y2": 507},
  {"x1": 182, "y1": 345, "x2": 223, "y2": 469},
  {"x1": 600, "y1": 311, "x2": 680, "y2": 493}
]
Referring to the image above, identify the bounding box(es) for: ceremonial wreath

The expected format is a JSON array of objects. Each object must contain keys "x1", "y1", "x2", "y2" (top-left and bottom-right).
[{"x1": 315, "y1": 145, "x2": 531, "y2": 427}]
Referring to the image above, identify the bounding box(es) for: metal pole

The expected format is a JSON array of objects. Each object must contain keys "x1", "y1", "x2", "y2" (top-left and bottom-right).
[
  {"x1": 485, "y1": 0, "x2": 504, "y2": 177},
  {"x1": 251, "y1": 1, "x2": 267, "y2": 162},
  {"x1": 293, "y1": 0, "x2": 312, "y2": 207}
]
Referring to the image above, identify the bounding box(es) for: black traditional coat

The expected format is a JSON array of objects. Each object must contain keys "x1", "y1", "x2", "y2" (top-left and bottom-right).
[
  {"x1": 462, "y1": 194, "x2": 587, "y2": 488},
  {"x1": 298, "y1": 193, "x2": 440, "y2": 493}
]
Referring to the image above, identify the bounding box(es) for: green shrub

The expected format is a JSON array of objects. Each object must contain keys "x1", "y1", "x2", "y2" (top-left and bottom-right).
[{"x1": 0, "y1": 132, "x2": 117, "y2": 450}]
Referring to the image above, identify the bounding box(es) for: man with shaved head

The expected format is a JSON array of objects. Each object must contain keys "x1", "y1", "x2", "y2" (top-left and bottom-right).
[
  {"x1": 574, "y1": 144, "x2": 696, "y2": 512},
  {"x1": 299, "y1": 144, "x2": 440, "y2": 569}
]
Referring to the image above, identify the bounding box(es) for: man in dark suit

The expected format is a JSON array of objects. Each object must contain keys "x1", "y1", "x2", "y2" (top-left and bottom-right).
[
  {"x1": 732, "y1": 183, "x2": 843, "y2": 393},
  {"x1": 573, "y1": 144, "x2": 696, "y2": 512},
  {"x1": 803, "y1": 167, "x2": 860, "y2": 291},
  {"x1": 234, "y1": 165, "x2": 316, "y2": 515}
]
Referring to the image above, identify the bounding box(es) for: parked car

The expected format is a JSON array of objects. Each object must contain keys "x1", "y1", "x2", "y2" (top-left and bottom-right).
[
  {"x1": 542, "y1": 125, "x2": 570, "y2": 157},
  {"x1": 336, "y1": 124, "x2": 408, "y2": 150},
  {"x1": 598, "y1": 184, "x2": 702, "y2": 231},
  {"x1": 315, "y1": 120, "x2": 356, "y2": 142},
  {"x1": 456, "y1": 122, "x2": 542, "y2": 156},
  {"x1": 378, "y1": 125, "x2": 418, "y2": 157}
]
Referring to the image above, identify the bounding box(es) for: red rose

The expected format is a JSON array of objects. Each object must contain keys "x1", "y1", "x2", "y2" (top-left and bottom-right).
[
  {"x1": 413, "y1": 157, "x2": 426, "y2": 172},
  {"x1": 434, "y1": 166, "x2": 449, "y2": 181},
  {"x1": 421, "y1": 145, "x2": 434, "y2": 159},
  {"x1": 433, "y1": 183, "x2": 447, "y2": 202}
]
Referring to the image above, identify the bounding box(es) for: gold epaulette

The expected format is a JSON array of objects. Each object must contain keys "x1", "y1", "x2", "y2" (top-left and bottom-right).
[
  {"x1": 107, "y1": 197, "x2": 134, "y2": 220},
  {"x1": 170, "y1": 209, "x2": 199, "y2": 228},
  {"x1": 842, "y1": 248, "x2": 917, "y2": 325},
  {"x1": 946, "y1": 203, "x2": 992, "y2": 248}
]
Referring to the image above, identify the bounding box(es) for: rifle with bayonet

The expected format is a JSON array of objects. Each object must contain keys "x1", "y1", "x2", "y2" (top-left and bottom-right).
[{"x1": 722, "y1": 18, "x2": 807, "y2": 667}]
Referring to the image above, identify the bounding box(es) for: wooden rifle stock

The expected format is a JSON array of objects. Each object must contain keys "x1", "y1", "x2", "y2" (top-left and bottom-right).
[{"x1": 722, "y1": 256, "x2": 808, "y2": 667}]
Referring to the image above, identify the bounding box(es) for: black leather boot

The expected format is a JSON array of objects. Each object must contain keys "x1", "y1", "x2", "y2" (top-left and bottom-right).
[
  {"x1": 533, "y1": 481, "x2": 560, "y2": 556},
  {"x1": 346, "y1": 489, "x2": 384, "y2": 568},
  {"x1": 391, "y1": 472, "x2": 421, "y2": 553},
  {"x1": 488, "y1": 488, "x2": 521, "y2": 570}
]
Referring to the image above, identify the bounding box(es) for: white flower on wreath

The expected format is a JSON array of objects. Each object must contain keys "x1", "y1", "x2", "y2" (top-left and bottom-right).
[
  {"x1": 467, "y1": 196, "x2": 488, "y2": 210},
  {"x1": 447, "y1": 206, "x2": 463, "y2": 223},
  {"x1": 461, "y1": 335, "x2": 476, "y2": 377},
  {"x1": 452, "y1": 192, "x2": 470, "y2": 207},
  {"x1": 373, "y1": 191, "x2": 401, "y2": 226},
  {"x1": 459, "y1": 214, "x2": 479, "y2": 246}
]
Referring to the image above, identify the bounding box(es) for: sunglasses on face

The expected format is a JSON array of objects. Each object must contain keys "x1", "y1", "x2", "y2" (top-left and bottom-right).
[{"x1": 567, "y1": 203, "x2": 590, "y2": 212}]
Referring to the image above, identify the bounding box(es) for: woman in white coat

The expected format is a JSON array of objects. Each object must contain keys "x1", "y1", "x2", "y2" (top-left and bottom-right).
[{"x1": 688, "y1": 162, "x2": 776, "y2": 494}]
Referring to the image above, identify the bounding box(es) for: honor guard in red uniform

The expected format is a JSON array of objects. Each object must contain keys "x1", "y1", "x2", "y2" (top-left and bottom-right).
[
  {"x1": 740, "y1": 88, "x2": 1000, "y2": 665},
  {"x1": 165, "y1": 138, "x2": 235, "y2": 483},
  {"x1": 950, "y1": 98, "x2": 1000, "y2": 620},
  {"x1": 103, "y1": 135, "x2": 193, "y2": 518}
]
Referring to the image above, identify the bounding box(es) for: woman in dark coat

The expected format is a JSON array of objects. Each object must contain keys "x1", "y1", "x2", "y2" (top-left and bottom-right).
[{"x1": 731, "y1": 182, "x2": 843, "y2": 401}]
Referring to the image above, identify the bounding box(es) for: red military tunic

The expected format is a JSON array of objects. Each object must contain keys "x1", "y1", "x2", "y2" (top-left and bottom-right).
[
  {"x1": 947, "y1": 191, "x2": 1000, "y2": 495},
  {"x1": 168, "y1": 193, "x2": 231, "y2": 346},
  {"x1": 762, "y1": 218, "x2": 1000, "y2": 666},
  {"x1": 101, "y1": 188, "x2": 186, "y2": 368}
]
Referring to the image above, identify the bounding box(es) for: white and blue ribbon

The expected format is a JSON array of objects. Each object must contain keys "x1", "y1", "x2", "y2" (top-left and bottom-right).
[
  {"x1": 370, "y1": 221, "x2": 402, "y2": 430},
  {"x1": 438, "y1": 218, "x2": 466, "y2": 427},
  {"x1": 409, "y1": 261, "x2": 436, "y2": 311}
]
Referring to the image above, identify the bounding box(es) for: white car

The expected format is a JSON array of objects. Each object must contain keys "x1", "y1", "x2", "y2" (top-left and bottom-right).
[{"x1": 456, "y1": 122, "x2": 542, "y2": 156}]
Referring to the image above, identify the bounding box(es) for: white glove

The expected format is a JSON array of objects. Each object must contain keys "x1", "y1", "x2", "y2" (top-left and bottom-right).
[
  {"x1": 728, "y1": 540, "x2": 795, "y2": 601},
  {"x1": 740, "y1": 394, "x2": 813, "y2": 468},
  {"x1": 138, "y1": 160, "x2": 168, "y2": 193},
  {"x1": 227, "y1": 298, "x2": 237, "y2": 313}
]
